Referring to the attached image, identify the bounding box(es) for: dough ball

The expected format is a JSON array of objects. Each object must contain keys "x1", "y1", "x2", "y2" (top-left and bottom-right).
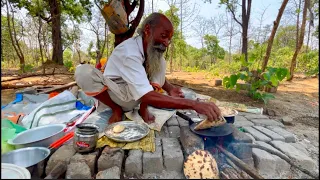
[{"x1": 113, "y1": 125, "x2": 125, "y2": 133}]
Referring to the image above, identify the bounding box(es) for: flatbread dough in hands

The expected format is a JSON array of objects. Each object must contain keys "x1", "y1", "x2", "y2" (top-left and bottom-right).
[
  {"x1": 184, "y1": 150, "x2": 219, "y2": 179},
  {"x1": 194, "y1": 116, "x2": 226, "y2": 130},
  {"x1": 113, "y1": 125, "x2": 125, "y2": 133}
]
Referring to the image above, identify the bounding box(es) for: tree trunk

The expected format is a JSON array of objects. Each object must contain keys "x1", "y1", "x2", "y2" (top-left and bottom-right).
[
  {"x1": 49, "y1": 0, "x2": 63, "y2": 65},
  {"x1": 241, "y1": 0, "x2": 252, "y2": 62},
  {"x1": 261, "y1": 0, "x2": 289, "y2": 72},
  {"x1": 288, "y1": 0, "x2": 309, "y2": 81},
  {"x1": 38, "y1": 16, "x2": 45, "y2": 74},
  {"x1": 170, "y1": 43, "x2": 174, "y2": 73}
]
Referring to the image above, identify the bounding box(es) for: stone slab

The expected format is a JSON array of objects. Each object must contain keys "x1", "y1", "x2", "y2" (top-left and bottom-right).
[
  {"x1": 97, "y1": 146, "x2": 124, "y2": 172},
  {"x1": 46, "y1": 144, "x2": 76, "y2": 175},
  {"x1": 143, "y1": 138, "x2": 164, "y2": 173},
  {"x1": 235, "y1": 115, "x2": 248, "y2": 121},
  {"x1": 253, "y1": 126, "x2": 285, "y2": 141},
  {"x1": 167, "y1": 116, "x2": 179, "y2": 126},
  {"x1": 179, "y1": 126, "x2": 204, "y2": 157},
  {"x1": 254, "y1": 141, "x2": 289, "y2": 159},
  {"x1": 234, "y1": 119, "x2": 254, "y2": 127},
  {"x1": 229, "y1": 125, "x2": 252, "y2": 143},
  {"x1": 266, "y1": 126, "x2": 296, "y2": 143},
  {"x1": 243, "y1": 126, "x2": 272, "y2": 142},
  {"x1": 251, "y1": 119, "x2": 284, "y2": 127},
  {"x1": 162, "y1": 138, "x2": 184, "y2": 172},
  {"x1": 155, "y1": 126, "x2": 169, "y2": 138},
  {"x1": 66, "y1": 162, "x2": 92, "y2": 179},
  {"x1": 96, "y1": 166, "x2": 120, "y2": 179},
  {"x1": 168, "y1": 126, "x2": 181, "y2": 138},
  {"x1": 125, "y1": 150, "x2": 143, "y2": 175},
  {"x1": 244, "y1": 114, "x2": 269, "y2": 120},
  {"x1": 176, "y1": 116, "x2": 189, "y2": 127},
  {"x1": 245, "y1": 133, "x2": 256, "y2": 142}
]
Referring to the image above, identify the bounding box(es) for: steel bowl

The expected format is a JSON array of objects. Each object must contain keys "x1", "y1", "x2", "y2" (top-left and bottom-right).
[
  {"x1": 223, "y1": 110, "x2": 239, "y2": 124},
  {"x1": 8, "y1": 124, "x2": 66, "y2": 149},
  {"x1": 1, "y1": 147, "x2": 51, "y2": 173}
]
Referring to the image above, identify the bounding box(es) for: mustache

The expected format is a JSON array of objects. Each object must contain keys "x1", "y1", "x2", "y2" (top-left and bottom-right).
[{"x1": 153, "y1": 44, "x2": 167, "y2": 52}]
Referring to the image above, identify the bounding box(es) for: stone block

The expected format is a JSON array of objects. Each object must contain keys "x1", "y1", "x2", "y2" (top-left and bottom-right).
[
  {"x1": 244, "y1": 114, "x2": 269, "y2": 120},
  {"x1": 254, "y1": 141, "x2": 289, "y2": 159},
  {"x1": 251, "y1": 119, "x2": 284, "y2": 127},
  {"x1": 168, "y1": 126, "x2": 180, "y2": 138},
  {"x1": 143, "y1": 138, "x2": 164, "y2": 173},
  {"x1": 234, "y1": 119, "x2": 254, "y2": 127},
  {"x1": 179, "y1": 126, "x2": 204, "y2": 157},
  {"x1": 162, "y1": 138, "x2": 184, "y2": 172},
  {"x1": 229, "y1": 125, "x2": 252, "y2": 143},
  {"x1": 66, "y1": 162, "x2": 92, "y2": 179},
  {"x1": 243, "y1": 126, "x2": 272, "y2": 142},
  {"x1": 142, "y1": 170, "x2": 185, "y2": 179},
  {"x1": 155, "y1": 126, "x2": 169, "y2": 138},
  {"x1": 235, "y1": 115, "x2": 248, "y2": 121},
  {"x1": 176, "y1": 116, "x2": 189, "y2": 127},
  {"x1": 281, "y1": 116, "x2": 294, "y2": 125},
  {"x1": 245, "y1": 133, "x2": 255, "y2": 142},
  {"x1": 266, "y1": 126, "x2": 296, "y2": 143},
  {"x1": 125, "y1": 150, "x2": 143, "y2": 175},
  {"x1": 70, "y1": 150, "x2": 99, "y2": 175},
  {"x1": 253, "y1": 126, "x2": 285, "y2": 141},
  {"x1": 97, "y1": 146, "x2": 124, "y2": 172},
  {"x1": 167, "y1": 116, "x2": 179, "y2": 126},
  {"x1": 270, "y1": 141, "x2": 317, "y2": 171},
  {"x1": 46, "y1": 144, "x2": 76, "y2": 175},
  {"x1": 227, "y1": 143, "x2": 253, "y2": 159},
  {"x1": 96, "y1": 166, "x2": 120, "y2": 179}
]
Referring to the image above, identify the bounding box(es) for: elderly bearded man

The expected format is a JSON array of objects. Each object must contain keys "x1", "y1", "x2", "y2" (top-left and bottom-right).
[{"x1": 75, "y1": 13, "x2": 221, "y2": 124}]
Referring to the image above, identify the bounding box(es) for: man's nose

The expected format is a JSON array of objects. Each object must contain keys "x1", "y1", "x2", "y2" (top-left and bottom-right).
[{"x1": 163, "y1": 39, "x2": 170, "y2": 47}]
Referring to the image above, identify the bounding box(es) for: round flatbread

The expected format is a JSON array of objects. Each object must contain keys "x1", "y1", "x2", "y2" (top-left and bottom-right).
[
  {"x1": 219, "y1": 107, "x2": 234, "y2": 116},
  {"x1": 184, "y1": 150, "x2": 219, "y2": 179},
  {"x1": 113, "y1": 125, "x2": 125, "y2": 133}
]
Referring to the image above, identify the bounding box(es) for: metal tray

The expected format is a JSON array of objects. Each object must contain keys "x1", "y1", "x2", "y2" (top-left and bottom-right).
[{"x1": 104, "y1": 121, "x2": 150, "y2": 143}]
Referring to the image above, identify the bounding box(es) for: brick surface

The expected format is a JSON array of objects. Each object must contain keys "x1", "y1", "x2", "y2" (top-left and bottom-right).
[
  {"x1": 46, "y1": 144, "x2": 76, "y2": 175},
  {"x1": 234, "y1": 119, "x2": 254, "y2": 127},
  {"x1": 168, "y1": 126, "x2": 180, "y2": 138},
  {"x1": 227, "y1": 143, "x2": 253, "y2": 159},
  {"x1": 266, "y1": 126, "x2": 296, "y2": 143},
  {"x1": 243, "y1": 126, "x2": 272, "y2": 142},
  {"x1": 253, "y1": 126, "x2": 285, "y2": 141},
  {"x1": 270, "y1": 141, "x2": 317, "y2": 171},
  {"x1": 244, "y1": 114, "x2": 269, "y2": 120},
  {"x1": 96, "y1": 166, "x2": 121, "y2": 179},
  {"x1": 162, "y1": 138, "x2": 184, "y2": 172},
  {"x1": 98, "y1": 146, "x2": 124, "y2": 172},
  {"x1": 245, "y1": 133, "x2": 256, "y2": 142},
  {"x1": 70, "y1": 150, "x2": 99, "y2": 175},
  {"x1": 66, "y1": 162, "x2": 92, "y2": 179},
  {"x1": 250, "y1": 119, "x2": 284, "y2": 127},
  {"x1": 167, "y1": 116, "x2": 179, "y2": 126},
  {"x1": 125, "y1": 150, "x2": 143, "y2": 175},
  {"x1": 176, "y1": 116, "x2": 189, "y2": 127},
  {"x1": 254, "y1": 141, "x2": 288, "y2": 159},
  {"x1": 179, "y1": 126, "x2": 204, "y2": 157},
  {"x1": 235, "y1": 115, "x2": 248, "y2": 121},
  {"x1": 229, "y1": 125, "x2": 252, "y2": 143},
  {"x1": 155, "y1": 126, "x2": 169, "y2": 138},
  {"x1": 143, "y1": 138, "x2": 164, "y2": 173}
]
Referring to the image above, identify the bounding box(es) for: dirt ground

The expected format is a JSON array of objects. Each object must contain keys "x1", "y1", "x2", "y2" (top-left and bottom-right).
[{"x1": 1, "y1": 69, "x2": 319, "y2": 161}]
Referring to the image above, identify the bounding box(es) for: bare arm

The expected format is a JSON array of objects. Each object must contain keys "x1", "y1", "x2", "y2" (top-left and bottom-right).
[{"x1": 162, "y1": 78, "x2": 175, "y2": 92}]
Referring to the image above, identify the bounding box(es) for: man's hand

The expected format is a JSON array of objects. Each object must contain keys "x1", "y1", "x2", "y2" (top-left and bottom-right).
[
  {"x1": 193, "y1": 101, "x2": 221, "y2": 121},
  {"x1": 168, "y1": 86, "x2": 185, "y2": 98}
]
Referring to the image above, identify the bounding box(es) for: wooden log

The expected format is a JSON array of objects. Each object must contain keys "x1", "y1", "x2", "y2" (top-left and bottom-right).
[
  {"x1": 39, "y1": 81, "x2": 77, "y2": 94},
  {"x1": 44, "y1": 162, "x2": 67, "y2": 179},
  {"x1": 216, "y1": 144, "x2": 264, "y2": 179}
]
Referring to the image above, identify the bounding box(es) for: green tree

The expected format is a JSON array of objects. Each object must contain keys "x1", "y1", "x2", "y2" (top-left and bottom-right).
[{"x1": 203, "y1": 34, "x2": 225, "y2": 65}]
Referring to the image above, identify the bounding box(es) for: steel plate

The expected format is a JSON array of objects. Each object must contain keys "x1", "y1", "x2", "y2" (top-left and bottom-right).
[
  {"x1": 104, "y1": 121, "x2": 150, "y2": 143},
  {"x1": 189, "y1": 122, "x2": 234, "y2": 137}
]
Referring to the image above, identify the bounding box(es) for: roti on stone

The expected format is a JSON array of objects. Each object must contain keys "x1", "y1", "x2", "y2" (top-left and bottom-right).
[
  {"x1": 194, "y1": 116, "x2": 226, "y2": 130},
  {"x1": 184, "y1": 150, "x2": 219, "y2": 179},
  {"x1": 113, "y1": 124, "x2": 125, "y2": 133}
]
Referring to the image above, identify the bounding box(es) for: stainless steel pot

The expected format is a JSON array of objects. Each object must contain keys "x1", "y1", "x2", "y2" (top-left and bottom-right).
[
  {"x1": 8, "y1": 124, "x2": 66, "y2": 149},
  {"x1": 73, "y1": 123, "x2": 99, "y2": 153}
]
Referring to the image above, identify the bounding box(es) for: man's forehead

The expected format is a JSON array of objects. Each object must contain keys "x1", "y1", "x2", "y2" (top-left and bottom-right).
[{"x1": 157, "y1": 17, "x2": 174, "y2": 33}]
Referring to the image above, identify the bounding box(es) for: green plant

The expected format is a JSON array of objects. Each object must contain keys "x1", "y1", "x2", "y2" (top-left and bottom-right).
[
  {"x1": 23, "y1": 64, "x2": 35, "y2": 72},
  {"x1": 64, "y1": 60, "x2": 73, "y2": 69}
]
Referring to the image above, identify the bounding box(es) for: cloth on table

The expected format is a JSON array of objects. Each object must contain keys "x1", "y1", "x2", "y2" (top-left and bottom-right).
[
  {"x1": 125, "y1": 106, "x2": 176, "y2": 132},
  {"x1": 96, "y1": 129, "x2": 155, "y2": 152}
]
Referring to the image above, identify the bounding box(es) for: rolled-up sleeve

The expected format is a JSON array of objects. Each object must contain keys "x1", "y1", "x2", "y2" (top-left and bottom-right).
[{"x1": 119, "y1": 56, "x2": 153, "y2": 101}]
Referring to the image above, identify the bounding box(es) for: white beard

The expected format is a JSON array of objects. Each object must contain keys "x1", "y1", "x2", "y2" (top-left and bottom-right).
[{"x1": 146, "y1": 37, "x2": 165, "y2": 79}]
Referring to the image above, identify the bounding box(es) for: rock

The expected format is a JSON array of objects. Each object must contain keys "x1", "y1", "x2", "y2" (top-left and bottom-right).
[
  {"x1": 254, "y1": 141, "x2": 289, "y2": 159},
  {"x1": 155, "y1": 126, "x2": 169, "y2": 138},
  {"x1": 142, "y1": 170, "x2": 185, "y2": 179},
  {"x1": 167, "y1": 116, "x2": 179, "y2": 126},
  {"x1": 125, "y1": 150, "x2": 143, "y2": 175},
  {"x1": 289, "y1": 142, "x2": 310, "y2": 156},
  {"x1": 66, "y1": 162, "x2": 92, "y2": 179},
  {"x1": 162, "y1": 138, "x2": 184, "y2": 172},
  {"x1": 270, "y1": 141, "x2": 317, "y2": 171},
  {"x1": 97, "y1": 146, "x2": 124, "y2": 172},
  {"x1": 227, "y1": 143, "x2": 253, "y2": 159},
  {"x1": 244, "y1": 114, "x2": 269, "y2": 120},
  {"x1": 143, "y1": 138, "x2": 164, "y2": 173},
  {"x1": 176, "y1": 116, "x2": 189, "y2": 127},
  {"x1": 243, "y1": 126, "x2": 272, "y2": 142},
  {"x1": 46, "y1": 144, "x2": 76, "y2": 175},
  {"x1": 245, "y1": 133, "x2": 255, "y2": 142},
  {"x1": 266, "y1": 109, "x2": 277, "y2": 116},
  {"x1": 281, "y1": 116, "x2": 294, "y2": 126},
  {"x1": 70, "y1": 151, "x2": 99, "y2": 175},
  {"x1": 253, "y1": 126, "x2": 285, "y2": 141},
  {"x1": 250, "y1": 119, "x2": 284, "y2": 127},
  {"x1": 96, "y1": 166, "x2": 120, "y2": 179},
  {"x1": 179, "y1": 126, "x2": 204, "y2": 157},
  {"x1": 234, "y1": 119, "x2": 254, "y2": 127},
  {"x1": 215, "y1": 79, "x2": 222, "y2": 86},
  {"x1": 228, "y1": 125, "x2": 252, "y2": 143},
  {"x1": 168, "y1": 126, "x2": 180, "y2": 138},
  {"x1": 266, "y1": 126, "x2": 296, "y2": 143}
]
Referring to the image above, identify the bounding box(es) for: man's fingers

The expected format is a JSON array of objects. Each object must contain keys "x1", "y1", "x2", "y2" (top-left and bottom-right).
[{"x1": 210, "y1": 103, "x2": 221, "y2": 117}]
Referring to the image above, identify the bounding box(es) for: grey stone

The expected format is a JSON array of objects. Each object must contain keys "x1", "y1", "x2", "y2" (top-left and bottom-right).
[
  {"x1": 241, "y1": 157, "x2": 255, "y2": 169},
  {"x1": 66, "y1": 162, "x2": 92, "y2": 179},
  {"x1": 142, "y1": 170, "x2": 185, "y2": 179},
  {"x1": 229, "y1": 125, "x2": 252, "y2": 143},
  {"x1": 234, "y1": 119, "x2": 254, "y2": 127},
  {"x1": 281, "y1": 116, "x2": 294, "y2": 125},
  {"x1": 167, "y1": 116, "x2": 179, "y2": 126},
  {"x1": 253, "y1": 126, "x2": 285, "y2": 141},
  {"x1": 70, "y1": 151, "x2": 98, "y2": 175},
  {"x1": 125, "y1": 150, "x2": 143, "y2": 175},
  {"x1": 179, "y1": 126, "x2": 204, "y2": 157},
  {"x1": 245, "y1": 133, "x2": 255, "y2": 142},
  {"x1": 155, "y1": 126, "x2": 169, "y2": 138},
  {"x1": 162, "y1": 138, "x2": 184, "y2": 172},
  {"x1": 46, "y1": 144, "x2": 76, "y2": 175},
  {"x1": 96, "y1": 166, "x2": 121, "y2": 179},
  {"x1": 235, "y1": 115, "x2": 248, "y2": 121},
  {"x1": 97, "y1": 146, "x2": 124, "y2": 172},
  {"x1": 238, "y1": 112, "x2": 256, "y2": 116},
  {"x1": 227, "y1": 143, "x2": 253, "y2": 159},
  {"x1": 243, "y1": 126, "x2": 272, "y2": 142},
  {"x1": 143, "y1": 138, "x2": 164, "y2": 173},
  {"x1": 270, "y1": 141, "x2": 317, "y2": 171},
  {"x1": 251, "y1": 119, "x2": 284, "y2": 127},
  {"x1": 252, "y1": 148, "x2": 290, "y2": 179},
  {"x1": 168, "y1": 126, "x2": 180, "y2": 138},
  {"x1": 289, "y1": 142, "x2": 310, "y2": 156},
  {"x1": 176, "y1": 116, "x2": 189, "y2": 127},
  {"x1": 254, "y1": 141, "x2": 289, "y2": 159},
  {"x1": 266, "y1": 126, "x2": 296, "y2": 143},
  {"x1": 245, "y1": 114, "x2": 269, "y2": 120}
]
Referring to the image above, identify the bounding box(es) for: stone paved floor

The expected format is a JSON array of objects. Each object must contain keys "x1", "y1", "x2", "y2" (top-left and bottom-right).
[{"x1": 40, "y1": 110, "x2": 319, "y2": 179}]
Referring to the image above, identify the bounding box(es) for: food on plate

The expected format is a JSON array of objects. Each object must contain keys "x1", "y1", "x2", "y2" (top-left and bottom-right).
[
  {"x1": 194, "y1": 116, "x2": 226, "y2": 130},
  {"x1": 113, "y1": 124, "x2": 125, "y2": 133},
  {"x1": 219, "y1": 107, "x2": 235, "y2": 116},
  {"x1": 184, "y1": 150, "x2": 219, "y2": 179}
]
